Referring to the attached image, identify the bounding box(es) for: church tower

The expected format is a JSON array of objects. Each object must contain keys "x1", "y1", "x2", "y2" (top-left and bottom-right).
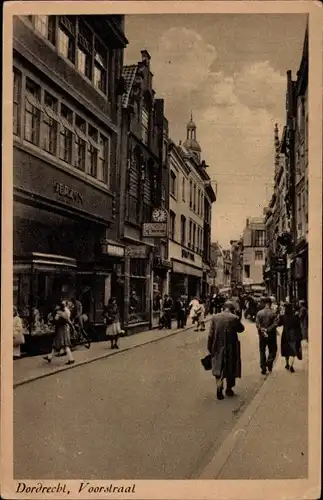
[{"x1": 183, "y1": 113, "x2": 202, "y2": 162}]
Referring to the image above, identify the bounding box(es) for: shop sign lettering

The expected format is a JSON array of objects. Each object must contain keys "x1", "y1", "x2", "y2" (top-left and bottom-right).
[
  {"x1": 102, "y1": 244, "x2": 125, "y2": 257},
  {"x1": 182, "y1": 249, "x2": 195, "y2": 262},
  {"x1": 53, "y1": 182, "x2": 83, "y2": 204}
]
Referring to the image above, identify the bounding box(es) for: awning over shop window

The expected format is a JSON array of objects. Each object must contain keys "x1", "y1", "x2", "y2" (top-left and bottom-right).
[{"x1": 172, "y1": 260, "x2": 203, "y2": 278}]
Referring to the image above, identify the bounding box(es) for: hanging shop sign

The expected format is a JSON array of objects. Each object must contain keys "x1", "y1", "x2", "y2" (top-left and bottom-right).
[
  {"x1": 125, "y1": 245, "x2": 148, "y2": 258},
  {"x1": 101, "y1": 243, "x2": 125, "y2": 258},
  {"x1": 142, "y1": 222, "x2": 167, "y2": 238}
]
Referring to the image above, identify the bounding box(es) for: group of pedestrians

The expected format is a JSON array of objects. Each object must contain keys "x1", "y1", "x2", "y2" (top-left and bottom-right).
[
  {"x1": 205, "y1": 295, "x2": 308, "y2": 401},
  {"x1": 157, "y1": 294, "x2": 207, "y2": 331}
]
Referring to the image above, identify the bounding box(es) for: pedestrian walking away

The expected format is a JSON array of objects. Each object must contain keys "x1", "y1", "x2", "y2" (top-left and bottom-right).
[
  {"x1": 277, "y1": 303, "x2": 303, "y2": 373},
  {"x1": 207, "y1": 300, "x2": 245, "y2": 400},
  {"x1": 43, "y1": 301, "x2": 75, "y2": 365},
  {"x1": 104, "y1": 298, "x2": 123, "y2": 349},
  {"x1": 255, "y1": 297, "x2": 278, "y2": 375}
]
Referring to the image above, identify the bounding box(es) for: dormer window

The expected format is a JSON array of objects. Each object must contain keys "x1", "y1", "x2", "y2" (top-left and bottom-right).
[{"x1": 141, "y1": 107, "x2": 149, "y2": 146}]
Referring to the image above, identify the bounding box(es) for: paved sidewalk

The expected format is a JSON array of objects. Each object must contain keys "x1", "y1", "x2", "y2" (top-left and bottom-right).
[
  {"x1": 200, "y1": 340, "x2": 309, "y2": 480},
  {"x1": 14, "y1": 317, "x2": 211, "y2": 388}
]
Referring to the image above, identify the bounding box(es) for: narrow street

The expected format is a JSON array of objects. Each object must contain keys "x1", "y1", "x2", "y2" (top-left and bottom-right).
[{"x1": 14, "y1": 319, "x2": 267, "y2": 480}]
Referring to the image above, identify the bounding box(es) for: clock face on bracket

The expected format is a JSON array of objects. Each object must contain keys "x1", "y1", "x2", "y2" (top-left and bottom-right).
[{"x1": 152, "y1": 208, "x2": 168, "y2": 222}]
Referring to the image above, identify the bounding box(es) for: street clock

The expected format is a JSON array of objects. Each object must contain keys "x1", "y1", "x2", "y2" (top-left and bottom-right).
[{"x1": 151, "y1": 208, "x2": 168, "y2": 223}]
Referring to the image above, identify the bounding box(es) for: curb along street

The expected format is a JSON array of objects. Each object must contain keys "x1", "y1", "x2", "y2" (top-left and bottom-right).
[
  {"x1": 14, "y1": 318, "x2": 212, "y2": 388},
  {"x1": 199, "y1": 368, "x2": 276, "y2": 479}
]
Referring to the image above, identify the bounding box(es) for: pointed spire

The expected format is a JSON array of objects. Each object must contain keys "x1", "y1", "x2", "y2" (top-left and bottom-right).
[
  {"x1": 190, "y1": 111, "x2": 193, "y2": 121},
  {"x1": 274, "y1": 123, "x2": 280, "y2": 176}
]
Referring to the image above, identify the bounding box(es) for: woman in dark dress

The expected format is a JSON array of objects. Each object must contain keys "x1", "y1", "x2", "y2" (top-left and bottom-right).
[{"x1": 277, "y1": 303, "x2": 302, "y2": 373}]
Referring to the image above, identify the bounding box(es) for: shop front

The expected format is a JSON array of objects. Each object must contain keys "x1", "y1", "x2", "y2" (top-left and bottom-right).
[
  {"x1": 171, "y1": 260, "x2": 203, "y2": 302},
  {"x1": 122, "y1": 245, "x2": 153, "y2": 334},
  {"x1": 13, "y1": 146, "x2": 117, "y2": 348}
]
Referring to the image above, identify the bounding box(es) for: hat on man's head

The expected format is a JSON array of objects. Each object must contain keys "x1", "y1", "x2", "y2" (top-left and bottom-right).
[{"x1": 224, "y1": 300, "x2": 235, "y2": 313}]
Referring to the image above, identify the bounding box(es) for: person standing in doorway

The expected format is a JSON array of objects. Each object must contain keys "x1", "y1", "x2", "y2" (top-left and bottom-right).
[
  {"x1": 13, "y1": 306, "x2": 25, "y2": 360},
  {"x1": 207, "y1": 301, "x2": 245, "y2": 400},
  {"x1": 278, "y1": 303, "x2": 303, "y2": 372},
  {"x1": 298, "y1": 300, "x2": 308, "y2": 341},
  {"x1": 255, "y1": 297, "x2": 278, "y2": 375},
  {"x1": 43, "y1": 301, "x2": 75, "y2": 365},
  {"x1": 163, "y1": 294, "x2": 173, "y2": 329}
]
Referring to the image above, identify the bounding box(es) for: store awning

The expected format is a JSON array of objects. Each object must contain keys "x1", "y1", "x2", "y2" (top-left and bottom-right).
[
  {"x1": 14, "y1": 253, "x2": 77, "y2": 273},
  {"x1": 172, "y1": 260, "x2": 203, "y2": 278}
]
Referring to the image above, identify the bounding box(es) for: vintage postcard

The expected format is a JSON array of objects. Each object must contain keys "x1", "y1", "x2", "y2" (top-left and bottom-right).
[{"x1": 1, "y1": 1, "x2": 322, "y2": 499}]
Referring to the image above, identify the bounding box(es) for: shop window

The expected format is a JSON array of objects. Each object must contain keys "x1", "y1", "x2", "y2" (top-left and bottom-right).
[
  {"x1": 169, "y1": 211, "x2": 175, "y2": 240},
  {"x1": 141, "y1": 107, "x2": 149, "y2": 145},
  {"x1": 13, "y1": 68, "x2": 22, "y2": 136},
  {"x1": 24, "y1": 78, "x2": 41, "y2": 146},
  {"x1": 170, "y1": 171, "x2": 176, "y2": 197},
  {"x1": 42, "y1": 92, "x2": 59, "y2": 155},
  {"x1": 129, "y1": 260, "x2": 147, "y2": 323},
  {"x1": 34, "y1": 15, "x2": 56, "y2": 44},
  {"x1": 98, "y1": 134, "x2": 110, "y2": 183},
  {"x1": 58, "y1": 17, "x2": 76, "y2": 63},
  {"x1": 94, "y1": 40, "x2": 107, "y2": 92}
]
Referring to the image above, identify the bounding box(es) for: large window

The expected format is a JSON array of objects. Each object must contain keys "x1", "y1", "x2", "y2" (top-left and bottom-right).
[
  {"x1": 193, "y1": 184, "x2": 196, "y2": 211},
  {"x1": 75, "y1": 115, "x2": 87, "y2": 171},
  {"x1": 170, "y1": 171, "x2": 176, "y2": 197},
  {"x1": 244, "y1": 265, "x2": 250, "y2": 278},
  {"x1": 58, "y1": 17, "x2": 76, "y2": 63},
  {"x1": 255, "y1": 250, "x2": 264, "y2": 261},
  {"x1": 43, "y1": 92, "x2": 59, "y2": 155},
  {"x1": 192, "y1": 224, "x2": 196, "y2": 249},
  {"x1": 88, "y1": 125, "x2": 99, "y2": 178},
  {"x1": 254, "y1": 230, "x2": 265, "y2": 247},
  {"x1": 77, "y1": 21, "x2": 92, "y2": 79},
  {"x1": 182, "y1": 177, "x2": 185, "y2": 201},
  {"x1": 141, "y1": 107, "x2": 149, "y2": 145},
  {"x1": 13, "y1": 69, "x2": 21, "y2": 136},
  {"x1": 161, "y1": 185, "x2": 166, "y2": 208},
  {"x1": 34, "y1": 15, "x2": 55, "y2": 44},
  {"x1": 98, "y1": 135, "x2": 109, "y2": 183},
  {"x1": 24, "y1": 78, "x2": 41, "y2": 146},
  {"x1": 169, "y1": 211, "x2": 176, "y2": 240},
  {"x1": 189, "y1": 179, "x2": 193, "y2": 208},
  {"x1": 180, "y1": 215, "x2": 186, "y2": 246},
  {"x1": 94, "y1": 41, "x2": 107, "y2": 92},
  {"x1": 59, "y1": 104, "x2": 73, "y2": 163}
]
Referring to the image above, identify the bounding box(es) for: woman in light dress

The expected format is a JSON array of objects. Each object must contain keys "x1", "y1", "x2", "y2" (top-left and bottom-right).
[
  {"x1": 105, "y1": 297, "x2": 123, "y2": 349},
  {"x1": 43, "y1": 301, "x2": 75, "y2": 365},
  {"x1": 13, "y1": 306, "x2": 25, "y2": 359}
]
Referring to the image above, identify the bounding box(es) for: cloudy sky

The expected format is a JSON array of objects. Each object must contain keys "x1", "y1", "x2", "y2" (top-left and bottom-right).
[{"x1": 124, "y1": 14, "x2": 307, "y2": 248}]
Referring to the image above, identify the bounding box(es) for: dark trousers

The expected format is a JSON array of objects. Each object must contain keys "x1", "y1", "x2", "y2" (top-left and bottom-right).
[
  {"x1": 176, "y1": 311, "x2": 185, "y2": 329},
  {"x1": 259, "y1": 335, "x2": 277, "y2": 371},
  {"x1": 164, "y1": 311, "x2": 172, "y2": 329}
]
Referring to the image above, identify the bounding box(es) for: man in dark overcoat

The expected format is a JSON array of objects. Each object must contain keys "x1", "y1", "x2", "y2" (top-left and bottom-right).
[{"x1": 207, "y1": 301, "x2": 245, "y2": 400}]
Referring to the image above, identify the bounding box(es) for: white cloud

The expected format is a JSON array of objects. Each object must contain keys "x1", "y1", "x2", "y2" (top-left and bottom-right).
[{"x1": 148, "y1": 27, "x2": 287, "y2": 246}]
